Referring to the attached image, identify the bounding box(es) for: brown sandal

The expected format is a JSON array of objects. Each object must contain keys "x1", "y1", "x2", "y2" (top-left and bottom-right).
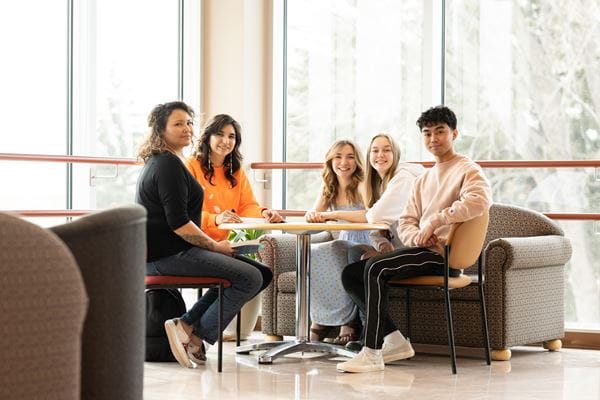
[
  {"x1": 323, "y1": 332, "x2": 359, "y2": 346},
  {"x1": 323, "y1": 319, "x2": 361, "y2": 345},
  {"x1": 310, "y1": 324, "x2": 334, "y2": 342}
]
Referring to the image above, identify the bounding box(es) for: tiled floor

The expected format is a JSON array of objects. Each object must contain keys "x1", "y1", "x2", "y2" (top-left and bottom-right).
[{"x1": 144, "y1": 334, "x2": 600, "y2": 400}]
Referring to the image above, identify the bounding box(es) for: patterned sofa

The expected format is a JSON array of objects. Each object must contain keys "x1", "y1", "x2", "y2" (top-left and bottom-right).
[{"x1": 258, "y1": 203, "x2": 572, "y2": 360}]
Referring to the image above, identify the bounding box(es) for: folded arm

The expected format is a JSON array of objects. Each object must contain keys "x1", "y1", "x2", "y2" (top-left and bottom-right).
[{"x1": 175, "y1": 221, "x2": 233, "y2": 256}]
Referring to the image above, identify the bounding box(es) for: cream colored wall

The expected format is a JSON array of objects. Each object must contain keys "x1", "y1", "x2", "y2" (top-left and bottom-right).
[{"x1": 201, "y1": 0, "x2": 273, "y2": 206}]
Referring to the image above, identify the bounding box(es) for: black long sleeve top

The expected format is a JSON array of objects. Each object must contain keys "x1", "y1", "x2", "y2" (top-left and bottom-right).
[{"x1": 135, "y1": 151, "x2": 203, "y2": 262}]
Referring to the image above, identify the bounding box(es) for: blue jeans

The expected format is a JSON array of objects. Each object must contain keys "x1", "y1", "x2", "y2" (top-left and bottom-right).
[{"x1": 147, "y1": 247, "x2": 273, "y2": 344}]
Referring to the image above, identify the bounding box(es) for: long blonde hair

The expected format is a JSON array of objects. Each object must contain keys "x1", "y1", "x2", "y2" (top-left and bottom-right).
[
  {"x1": 364, "y1": 133, "x2": 401, "y2": 207},
  {"x1": 321, "y1": 140, "x2": 365, "y2": 209}
]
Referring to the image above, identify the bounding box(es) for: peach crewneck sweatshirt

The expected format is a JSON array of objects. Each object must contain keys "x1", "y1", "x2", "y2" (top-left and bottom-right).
[
  {"x1": 397, "y1": 154, "x2": 492, "y2": 254},
  {"x1": 185, "y1": 158, "x2": 265, "y2": 241}
]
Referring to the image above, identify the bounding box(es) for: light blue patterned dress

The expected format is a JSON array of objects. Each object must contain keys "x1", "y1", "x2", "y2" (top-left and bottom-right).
[{"x1": 310, "y1": 204, "x2": 373, "y2": 326}]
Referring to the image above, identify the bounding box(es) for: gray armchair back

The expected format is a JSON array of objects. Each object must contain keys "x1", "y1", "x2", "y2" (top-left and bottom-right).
[
  {"x1": 0, "y1": 213, "x2": 87, "y2": 400},
  {"x1": 51, "y1": 205, "x2": 147, "y2": 400}
]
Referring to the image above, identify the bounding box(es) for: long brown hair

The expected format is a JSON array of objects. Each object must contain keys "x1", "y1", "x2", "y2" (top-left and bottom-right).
[
  {"x1": 321, "y1": 140, "x2": 365, "y2": 208},
  {"x1": 137, "y1": 101, "x2": 195, "y2": 163},
  {"x1": 364, "y1": 133, "x2": 401, "y2": 207},
  {"x1": 192, "y1": 114, "x2": 243, "y2": 187}
]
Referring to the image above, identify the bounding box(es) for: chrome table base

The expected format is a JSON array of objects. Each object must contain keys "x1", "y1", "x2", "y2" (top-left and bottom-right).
[
  {"x1": 236, "y1": 340, "x2": 358, "y2": 364},
  {"x1": 236, "y1": 233, "x2": 358, "y2": 364}
]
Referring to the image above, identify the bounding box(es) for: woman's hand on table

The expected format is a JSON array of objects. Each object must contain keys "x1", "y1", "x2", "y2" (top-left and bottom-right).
[
  {"x1": 318, "y1": 211, "x2": 336, "y2": 221},
  {"x1": 305, "y1": 210, "x2": 338, "y2": 223},
  {"x1": 262, "y1": 209, "x2": 284, "y2": 223},
  {"x1": 216, "y1": 210, "x2": 242, "y2": 225},
  {"x1": 304, "y1": 210, "x2": 326, "y2": 223}
]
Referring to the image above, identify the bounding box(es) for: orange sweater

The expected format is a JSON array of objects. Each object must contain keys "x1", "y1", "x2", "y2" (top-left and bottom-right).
[{"x1": 185, "y1": 158, "x2": 265, "y2": 241}]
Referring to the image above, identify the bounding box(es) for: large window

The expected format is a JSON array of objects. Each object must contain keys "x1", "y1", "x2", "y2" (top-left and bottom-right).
[
  {"x1": 282, "y1": 0, "x2": 600, "y2": 330},
  {"x1": 0, "y1": 1, "x2": 201, "y2": 219},
  {"x1": 284, "y1": 0, "x2": 428, "y2": 210},
  {"x1": 0, "y1": 1, "x2": 67, "y2": 216},
  {"x1": 445, "y1": 0, "x2": 600, "y2": 330},
  {"x1": 72, "y1": 0, "x2": 180, "y2": 210}
]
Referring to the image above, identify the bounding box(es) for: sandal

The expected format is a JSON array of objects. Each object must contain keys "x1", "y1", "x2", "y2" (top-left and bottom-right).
[
  {"x1": 323, "y1": 318, "x2": 361, "y2": 346},
  {"x1": 310, "y1": 324, "x2": 334, "y2": 342},
  {"x1": 323, "y1": 332, "x2": 359, "y2": 346}
]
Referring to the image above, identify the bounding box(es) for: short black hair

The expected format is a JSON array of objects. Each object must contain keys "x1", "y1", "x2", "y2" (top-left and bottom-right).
[{"x1": 416, "y1": 105, "x2": 457, "y2": 130}]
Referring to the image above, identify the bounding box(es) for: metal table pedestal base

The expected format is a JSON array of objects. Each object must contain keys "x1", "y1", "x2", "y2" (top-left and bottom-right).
[{"x1": 236, "y1": 340, "x2": 358, "y2": 364}]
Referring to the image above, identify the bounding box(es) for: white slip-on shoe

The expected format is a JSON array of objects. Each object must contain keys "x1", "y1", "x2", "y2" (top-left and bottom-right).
[
  {"x1": 336, "y1": 348, "x2": 384, "y2": 373},
  {"x1": 164, "y1": 318, "x2": 194, "y2": 368},
  {"x1": 382, "y1": 337, "x2": 415, "y2": 363}
]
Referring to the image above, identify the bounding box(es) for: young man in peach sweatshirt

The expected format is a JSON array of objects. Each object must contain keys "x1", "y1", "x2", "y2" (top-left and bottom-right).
[{"x1": 337, "y1": 105, "x2": 493, "y2": 373}]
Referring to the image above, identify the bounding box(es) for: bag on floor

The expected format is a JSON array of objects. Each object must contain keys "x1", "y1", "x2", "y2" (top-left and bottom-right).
[{"x1": 145, "y1": 288, "x2": 187, "y2": 362}]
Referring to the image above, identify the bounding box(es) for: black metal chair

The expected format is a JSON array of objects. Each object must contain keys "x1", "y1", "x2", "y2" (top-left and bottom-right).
[{"x1": 388, "y1": 213, "x2": 491, "y2": 374}]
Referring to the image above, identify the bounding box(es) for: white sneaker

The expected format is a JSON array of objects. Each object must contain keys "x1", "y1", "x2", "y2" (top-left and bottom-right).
[
  {"x1": 382, "y1": 336, "x2": 415, "y2": 363},
  {"x1": 336, "y1": 348, "x2": 384, "y2": 373},
  {"x1": 164, "y1": 318, "x2": 194, "y2": 368}
]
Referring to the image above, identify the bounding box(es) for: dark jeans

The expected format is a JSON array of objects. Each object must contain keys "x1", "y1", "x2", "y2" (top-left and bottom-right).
[
  {"x1": 342, "y1": 247, "x2": 458, "y2": 349},
  {"x1": 147, "y1": 247, "x2": 272, "y2": 344}
]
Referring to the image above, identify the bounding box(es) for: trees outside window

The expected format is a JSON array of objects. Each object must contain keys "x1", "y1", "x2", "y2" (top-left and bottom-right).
[{"x1": 284, "y1": 0, "x2": 600, "y2": 330}]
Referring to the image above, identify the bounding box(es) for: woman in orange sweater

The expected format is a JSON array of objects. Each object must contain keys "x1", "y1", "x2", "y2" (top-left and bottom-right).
[{"x1": 186, "y1": 114, "x2": 283, "y2": 339}]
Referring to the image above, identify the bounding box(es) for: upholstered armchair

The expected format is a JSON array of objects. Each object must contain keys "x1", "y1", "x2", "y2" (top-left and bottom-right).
[
  {"x1": 0, "y1": 213, "x2": 87, "y2": 400},
  {"x1": 51, "y1": 205, "x2": 147, "y2": 399},
  {"x1": 258, "y1": 203, "x2": 572, "y2": 360}
]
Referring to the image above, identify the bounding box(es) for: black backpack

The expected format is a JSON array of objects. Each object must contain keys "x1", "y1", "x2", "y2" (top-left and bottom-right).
[{"x1": 145, "y1": 288, "x2": 187, "y2": 362}]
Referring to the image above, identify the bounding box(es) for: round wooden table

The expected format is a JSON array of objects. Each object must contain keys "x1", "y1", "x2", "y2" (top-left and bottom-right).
[{"x1": 220, "y1": 220, "x2": 387, "y2": 364}]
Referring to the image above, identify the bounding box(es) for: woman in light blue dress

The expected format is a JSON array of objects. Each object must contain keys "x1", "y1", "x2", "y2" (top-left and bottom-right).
[{"x1": 305, "y1": 140, "x2": 373, "y2": 345}]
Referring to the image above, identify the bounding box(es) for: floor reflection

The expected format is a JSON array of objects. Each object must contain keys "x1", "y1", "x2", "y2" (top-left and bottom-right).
[{"x1": 144, "y1": 334, "x2": 600, "y2": 400}]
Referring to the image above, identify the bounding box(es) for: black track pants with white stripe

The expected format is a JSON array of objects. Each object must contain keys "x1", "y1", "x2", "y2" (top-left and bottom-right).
[{"x1": 341, "y1": 247, "x2": 449, "y2": 349}]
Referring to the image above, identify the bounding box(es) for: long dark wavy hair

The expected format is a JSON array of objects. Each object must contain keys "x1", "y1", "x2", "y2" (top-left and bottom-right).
[
  {"x1": 192, "y1": 114, "x2": 243, "y2": 187},
  {"x1": 137, "y1": 101, "x2": 195, "y2": 163}
]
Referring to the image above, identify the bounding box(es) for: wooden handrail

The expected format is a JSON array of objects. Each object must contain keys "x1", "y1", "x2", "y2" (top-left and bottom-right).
[
  {"x1": 2, "y1": 153, "x2": 599, "y2": 221},
  {"x1": 278, "y1": 210, "x2": 307, "y2": 217},
  {"x1": 6, "y1": 209, "x2": 600, "y2": 221},
  {"x1": 2, "y1": 153, "x2": 599, "y2": 169},
  {"x1": 7, "y1": 210, "x2": 95, "y2": 217},
  {"x1": 0, "y1": 153, "x2": 140, "y2": 165},
  {"x1": 545, "y1": 213, "x2": 600, "y2": 220},
  {"x1": 251, "y1": 160, "x2": 600, "y2": 169}
]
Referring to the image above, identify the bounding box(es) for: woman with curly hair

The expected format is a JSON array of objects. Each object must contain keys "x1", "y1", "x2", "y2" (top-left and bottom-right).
[
  {"x1": 136, "y1": 101, "x2": 272, "y2": 368},
  {"x1": 185, "y1": 114, "x2": 283, "y2": 341}
]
